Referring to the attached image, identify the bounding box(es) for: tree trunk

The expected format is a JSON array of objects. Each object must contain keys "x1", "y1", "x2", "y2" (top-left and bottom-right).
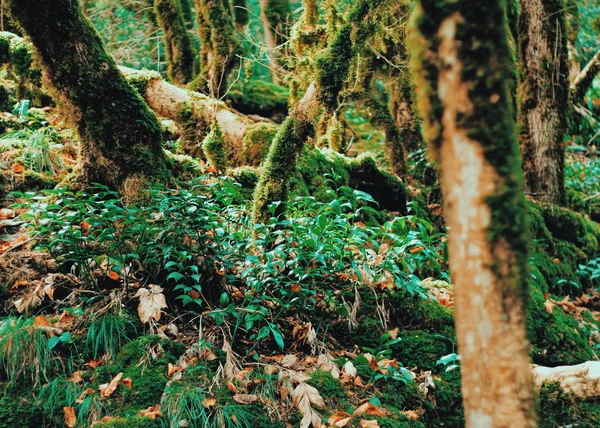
[
  {"x1": 154, "y1": 0, "x2": 196, "y2": 85},
  {"x1": 518, "y1": 0, "x2": 569, "y2": 205},
  {"x1": 410, "y1": 0, "x2": 536, "y2": 426},
  {"x1": 6, "y1": 0, "x2": 168, "y2": 200},
  {"x1": 192, "y1": 0, "x2": 239, "y2": 98},
  {"x1": 259, "y1": 0, "x2": 289, "y2": 85}
]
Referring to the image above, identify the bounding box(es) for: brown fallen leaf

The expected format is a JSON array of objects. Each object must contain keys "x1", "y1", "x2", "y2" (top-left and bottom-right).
[
  {"x1": 281, "y1": 354, "x2": 299, "y2": 368},
  {"x1": 107, "y1": 271, "x2": 120, "y2": 280},
  {"x1": 233, "y1": 394, "x2": 259, "y2": 404},
  {"x1": 401, "y1": 410, "x2": 422, "y2": 420},
  {"x1": 353, "y1": 402, "x2": 389, "y2": 418},
  {"x1": 544, "y1": 299, "x2": 555, "y2": 314},
  {"x1": 121, "y1": 377, "x2": 133, "y2": 389},
  {"x1": 327, "y1": 412, "x2": 352, "y2": 427},
  {"x1": 226, "y1": 381, "x2": 240, "y2": 394},
  {"x1": 139, "y1": 404, "x2": 163, "y2": 419},
  {"x1": 202, "y1": 397, "x2": 217, "y2": 408},
  {"x1": 99, "y1": 372, "x2": 123, "y2": 398},
  {"x1": 85, "y1": 359, "x2": 103, "y2": 369},
  {"x1": 56, "y1": 311, "x2": 74, "y2": 329},
  {"x1": 167, "y1": 363, "x2": 181, "y2": 378},
  {"x1": 63, "y1": 406, "x2": 77, "y2": 428},
  {"x1": 359, "y1": 420, "x2": 380, "y2": 428},
  {"x1": 75, "y1": 388, "x2": 94, "y2": 404},
  {"x1": 68, "y1": 370, "x2": 84, "y2": 383},
  {"x1": 135, "y1": 285, "x2": 167, "y2": 323},
  {"x1": 34, "y1": 315, "x2": 52, "y2": 328},
  {"x1": 0, "y1": 208, "x2": 16, "y2": 219},
  {"x1": 12, "y1": 163, "x2": 24, "y2": 173}
]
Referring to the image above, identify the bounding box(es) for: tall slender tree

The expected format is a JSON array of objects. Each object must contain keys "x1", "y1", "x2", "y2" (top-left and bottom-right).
[
  {"x1": 518, "y1": 0, "x2": 569, "y2": 205},
  {"x1": 6, "y1": 0, "x2": 168, "y2": 199},
  {"x1": 409, "y1": 0, "x2": 536, "y2": 425},
  {"x1": 154, "y1": 0, "x2": 196, "y2": 85}
]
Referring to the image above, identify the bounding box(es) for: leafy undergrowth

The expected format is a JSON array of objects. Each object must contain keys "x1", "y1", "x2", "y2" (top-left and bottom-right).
[{"x1": 1, "y1": 125, "x2": 600, "y2": 426}]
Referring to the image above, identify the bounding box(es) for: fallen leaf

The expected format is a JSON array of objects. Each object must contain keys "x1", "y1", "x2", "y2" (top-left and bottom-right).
[
  {"x1": 81, "y1": 220, "x2": 91, "y2": 229},
  {"x1": 226, "y1": 381, "x2": 240, "y2": 393},
  {"x1": 359, "y1": 420, "x2": 380, "y2": 428},
  {"x1": 327, "y1": 412, "x2": 352, "y2": 427},
  {"x1": 135, "y1": 285, "x2": 167, "y2": 323},
  {"x1": 121, "y1": 377, "x2": 133, "y2": 389},
  {"x1": 292, "y1": 382, "x2": 325, "y2": 428},
  {"x1": 544, "y1": 300, "x2": 555, "y2": 314},
  {"x1": 167, "y1": 363, "x2": 181, "y2": 378},
  {"x1": 75, "y1": 388, "x2": 94, "y2": 404},
  {"x1": 139, "y1": 404, "x2": 162, "y2": 419},
  {"x1": 233, "y1": 394, "x2": 259, "y2": 404},
  {"x1": 354, "y1": 402, "x2": 389, "y2": 418},
  {"x1": 291, "y1": 283, "x2": 301, "y2": 293},
  {"x1": 34, "y1": 315, "x2": 52, "y2": 328},
  {"x1": 343, "y1": 361, "x2": 357, "y2": 377},
  {"x1": 68, "y1": 371, "x2": 84, "y2": 383},
  {"x1": 56, "y1": 311, "x2": 74, "y2": 328},
  {"x1": 85, "y1": 359, "x2": 102, "y2": 369},
  {"x1": 107, "y1": 271, "x2": 120, "y2": 280},
  {"x1": 0, "y1": 208, "x2": 16, "y2": 219},
  {"x1": 99, "y1": 372, "x2": 123, "y2": 398},
  {"x1": 202, "y1": 397, "x2": 217, "y2": 408},
  {"x1": 281, "y1": 354, "x2": 299, "y2": 368},
  {"x1": 12, "y1": 163, "x2": 24, "y2": 173},
  {"x1": 402, "y1": 410, "x2": 422, "y2": 420},
  {"x1": 63, "y1": 406, "x2": 76, "y2": 428}
]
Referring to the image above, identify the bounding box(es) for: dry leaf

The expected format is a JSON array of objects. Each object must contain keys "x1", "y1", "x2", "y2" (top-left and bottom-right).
[
  {"x1": 354, "y1": 402, "x2": 389, "y2": 418},
  {"x1": 233, "y1": 394, "x2": 259, "y2": 404},
  {"x1": 63, "y1": 406, "x2": 77, "y2": 428},
  {"x1": 226, "y1": 381, "x2": 240, "y2": 394},
  {"x1": 292, "y1": 382, "x2": 325, "y2": 428},
  {"x1": 327, "y1": 412, "x2": 352, "y2": 427},
  {"x1": 281, "y1": 354, "x2": 299, "y2": 368},
  {"x1": 0, "y1": 208, "x2": 16, "y2": 219},
  {"x1": 202, "y1": 397, "x2": 217, "y2": 408},
  {"x1": 107, "y1": 271, "x2": 120, "y2": 280},
  {"x1": 359, "y1": 420, "x2": 380, "y2": 428},
  {"x1": 12, "y1": 163, "x2": 24, "y2": 173},
  {"x1": 69, "y1": 371, "x2": 84, "y2": 383},
  {"x1": 401, "y1": 410, "x2": 422, "y2": 420},
  {"x1": 99, "y1": 372, "x2": 123, "y2": 398},
  {"x1": 34, "y1": 315, "x2": 52, "y2": 328},
  {"x1": 135, "y1": 285, "x2": 167, "y2": 323},
  {"x1": 75, "y1": 388, "x2": 94, "y2": 404},
  {"x1": 57, "y1": 311, "x2": 74, "y2": 328},
  {"x1": 139, "y1": 405, "x2": 162, "y2": 419},
  {"x1": 121, "y1": 377, "x2": 133, "y2": 389},
  {"x1": 167, "y1": 363, "x2": 181, "y2": 378},
  {"x1": 544, "y1": 300, "x2": 555, "y2": 314},
  {"x1": 343, "y1": 361, "x2": 357, "y2": 378},
  {"x1": 85, "y1": 359, "x2": 102, "y2": 369}
]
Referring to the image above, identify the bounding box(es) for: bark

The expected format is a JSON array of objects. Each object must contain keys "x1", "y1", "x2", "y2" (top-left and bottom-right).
[
  {"x1": 6, "y1": 0, "x2": 168, "y2": 200},
  {"x1": 259, "y1": 0, "x2": 289, "y2": 85},
  {"x1": 571, "y1": 49, "x2": 600, "y2": 102},
  {"x1": 518, "y1": 0, "x2": 569, "y2": 205},
  {"x1": 410, "y1": 1, "x2": 536, "y2": 426},
  {"x1": 154, "y1": 0, "x2": 196, "y2": 85},
  {"x1": 532, "y1": 362, "x2": 600, "y2": 398},
  {"x1": 192, "y1": 0, "x2": 239, "y2": 98}
]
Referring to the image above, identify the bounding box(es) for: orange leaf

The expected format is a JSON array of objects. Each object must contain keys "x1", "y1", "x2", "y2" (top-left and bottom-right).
[
  {"x1": 167, "y1": 363, "x2": 181, "y2": 378},
  {"x1": 202, "y1": 397, "x2": 217, "y2": 408},
  {"x1": 290, "y1": 283, "x2": 301, "y2": 293},
  {"x1": 63, "y1": 406, "x2": 77, "y2": 428},
  {"x1": 57, "y1": 311, "x2": 74, "y2": 328},
  {"x1": 139, "y1": 405, "x2": 163, "y2": 419},
  {"x1": 34, "y1": 315, "x2": 52, "y2": 328},
  {"x1": 99, "y1": 372, "x2": 123, "y2": 398},
  {"x1": 121, "y1": 377, "x2": 133, "y2": 389},
  {"x1": 68, "y1": 371, "x2": 84, "y2": 383},
  {"x1": 85, "y1": 359, "x2": 103, "y2": 369},
  {"x1": 107, "y1": 271, "x2": 120, "y2": 280},
  {"x1": 12, "y1": 163, "x2": 24, "y2": 173},
  {"x1": 226, "y1": 381, "x2": 240, "y2": 394},
  {"x1": 81, "y1": 220, "x2": 91, "y2": 229},
  {"x1": 409, "y1": 246, "x2": 424, "y2": 254},
  {"x1": 354, "y1": 402, "x2": 389, "y2": 418}
]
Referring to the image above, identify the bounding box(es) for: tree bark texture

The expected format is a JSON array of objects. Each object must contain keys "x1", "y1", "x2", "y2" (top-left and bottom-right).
[
  {"x1": 7, "y1": 0, "x2": 168, "y2": 199},
  {"x1": 518, "y1": 0, "x2": 569, "y2": 205},
  {"x1": 410, "y1": 0, "x2": 537, "y2": 426}
]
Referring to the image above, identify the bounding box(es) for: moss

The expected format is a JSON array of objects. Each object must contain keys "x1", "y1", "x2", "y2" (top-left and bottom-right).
[
  {"x1": 315, "y1": 24, "x2": 353, "y2": 111},
  {"x1": 393, "y1": 330, "x2": 451, "y2": 371},
  {"x1": 117, "y1": 335, "x2": 185, "y2": 367},
  {"x1": 538, "y1": 382, "x2": 600, "y2": 428},
  {"x1": 0, "y1": 391, "x2": 45, "y2": 427},
  {"x1": 94, "y1": 415, "x2": 161, "y2": 427},
  {"x1": 228, "y1": 80, "x2": 290, "y2": 118},
  {"x1": 154, "y1": 0, "x2": 196, "y2": 84},
  {"x1": 308, "y1": 370, "x2": 346, "y2": 401},
  {"x1": 202, "y1": 119, "x2": 228, "y2": 173},
  {"x1": 527, "y1": 282, "x2": 595, "y2": 366},
  {"x1": 241, "y1": 122, "x2": 278, "y2": 166},
  {"x1": 427, "y1": 369, "x2": 464, "y2": 427},
  {"x1": 541, "y1": 204, "x2": 600, "y2": 255}
]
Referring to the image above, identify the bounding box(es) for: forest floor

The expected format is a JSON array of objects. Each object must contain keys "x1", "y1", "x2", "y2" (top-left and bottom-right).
[{"x1": 1, "y1": 108, "x2": 600, "y2": 427}]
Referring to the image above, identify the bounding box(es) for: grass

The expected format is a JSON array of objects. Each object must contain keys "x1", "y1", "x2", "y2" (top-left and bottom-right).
[{"x1": 86, "y1": 312, "x2": 135, "y2": 360}]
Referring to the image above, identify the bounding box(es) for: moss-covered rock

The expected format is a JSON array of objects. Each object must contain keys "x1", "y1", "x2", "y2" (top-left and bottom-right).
[
  {"x1": 393, "y1": 330, "x2": 451, "y2": 371},
  {"x1": 228, "y1": 80, "x2": 289, "y2": 119},
  {"x1": 541, "y1": 204, "x2": 600, "y2": 255},
  {"x1": 538, "y1": 382, "x2": 600, "y2": 427}
]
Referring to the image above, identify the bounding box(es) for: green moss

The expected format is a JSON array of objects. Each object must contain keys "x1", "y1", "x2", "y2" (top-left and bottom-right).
[
  {"x1": 117, "y1": 335, "x2": 185, "y2": 367},
  {"x1": 527, "y1": 282, "x2": 595, "y2": 366},
  {"x1": 394, "y1": 330, "x2": 451, "y2": 371},
  {"x1": 427, "y1": 369, "x2": 464, "y2": 427},
  {"x1": 232, "y1": 0, "x2": 249, "y2": 28},
  {"x1": 94, "y1": 415, "x2": 161, "y2": 427},
  {"x1": 241, "y1": 122, "x2": 278, "y2": 166},
  {"x1": 228, "y1": 80, "x2": 289, "y2": 118},
  {"x1": 315, "y1": 24, "x2": 353, "y2": 111},
  {"x1": 202, "y1": 119, "x2": 228, "y2": 173},
  {"x1": 538, "y1": 382, "x2": 600, "y2": 428},
  {"x1": 0, "y1": 391, "x2": 45, "y2": 427},
  {"x1": 308, "y1": 370, "x2": 346, "y2": 401},
  {"x1": 541, "y1": 204, "x2": 600, "y2": 255},
  {"x1": 154, "y1": 0, "x2": 196, "y2": 84}
]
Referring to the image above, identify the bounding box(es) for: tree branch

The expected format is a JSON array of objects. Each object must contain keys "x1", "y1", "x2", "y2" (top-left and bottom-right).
[{"x1": 571, "y1": 49, "x2": 600, "y2": 102}]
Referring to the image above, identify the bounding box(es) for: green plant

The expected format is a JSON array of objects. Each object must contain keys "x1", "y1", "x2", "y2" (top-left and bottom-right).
[
  {"x1": 86, "y1": 312, "x2": 135, "y2": 360},
  {"x1": 0, "y1": 126, "x2": 64, "y2": 174}
]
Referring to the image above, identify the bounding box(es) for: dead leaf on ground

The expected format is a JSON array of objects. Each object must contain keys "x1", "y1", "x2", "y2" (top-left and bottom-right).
[
  {"x1": 0, "y1": 208, "x2": 16, "y2": 219},
  {"x1": 292, "y1": 382, "x2": 325, "y2": 428},
  {"x1": 233, "y1": 394, "x2": 259, "y2": 404},
  {"x1": 544, "y1": 299, "x2": 556, "y2": 314},
  {"x1": 121, "y1": 377, "x2": 133, "y2": 389},
  {"x1": 167, "y1": 363, "x2": 181, "y2": 378},
  {"x1": 99, "y1": 372, "x2": 123, "y2": 398},
  {"x1": 85, "y1": 359, "x2": 103, "y2": 369},
  {"x1": 202, "y1": 397, "x2": 217, "y2": 408},
  {"x1": 63, "y1": 406, "x2": 77, "y2": 428},
  {"x1": 12, "y1": 163, "x2": 24, "y2": 173},
  {"x1": 359, "y1": 420, "x2": 380, "y2": 428},
  {"x1": 353, "y1": 402, "x2": 389, "y2": 418},
  {"x1": 281, "y1": 354, "x2": 299, "y2": 368},
  {"x1": 139, "y1": 405, "x2": 162, "y2": 419},
  {"x1": 327, "y1": 412, "x2": 352, "y2": 427},
  {"x1": 135, "y1": 285, "x2": 167, "y2": 323},
  {"x1": 226, "y1": 381, "x2": 240, "y2": 394},
  {"x1": 68, "y1": 371, "x2": 84, "y2": 383},
  {"x1": 56, "y1": 311, "x2": 74, "y2": 328},
  {"x1": 402, "y1": 410, "x2": 422, "y2": 420}
]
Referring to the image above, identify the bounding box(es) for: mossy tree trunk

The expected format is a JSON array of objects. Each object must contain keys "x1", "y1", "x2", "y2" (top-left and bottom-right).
[
  {"x1": 192, "y1": 0, "x2": 239, "y2": 98},
  {"x1": 7, "y1": 0, "x2": 168, "y2": 198},
  {"x1": 154, "y1": 0, "x2": 196, "y2": 85},
  {"x1": 410, "y1": 0, "x2": 536, "y2": 426},
  {"x1": 518, "y1": 0, "x2": 569, "y2": 205}
]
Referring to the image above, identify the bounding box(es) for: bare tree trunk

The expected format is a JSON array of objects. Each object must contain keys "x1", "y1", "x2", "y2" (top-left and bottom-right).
[
  {"x1": 409, "y1": 0, "x2": 537, "y2": 426},
  {"x1": 154, "y1": 0, "x2": 196, "y2": 85},
  {"x1": 518, "y1": 0, "x2": 569, "y2": 205},
  {"x1": 259, "y1": 0, "x2": 289, "y2": 85},
  {"x1": 7, "y1": 0, "x2": 168, "y2": 200}
]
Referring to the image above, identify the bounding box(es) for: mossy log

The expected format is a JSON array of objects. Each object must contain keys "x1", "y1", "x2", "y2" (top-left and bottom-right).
[
  {"x1": 120, "y1": 66, "x2": 273, "y2": 166},
  {"x1": 410, "y1": 0, "x2": 536, "y2": 425},
  {"x1": 6, "y1": 0, "x2": 168, "y2": 200},
  {"x1": 571, "y1": 49, "x2": 600, "y2": 102},
  {"x1": 532, "y1": 362, "x2": 600, "y2": 398},
  {"x1": 154, "y1": 0, "x2": 196, "y2": 85}
]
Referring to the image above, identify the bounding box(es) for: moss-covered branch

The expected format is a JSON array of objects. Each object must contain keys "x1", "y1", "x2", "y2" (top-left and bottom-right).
[{"x1": 571, "y1": 49, "x2": 600, "y2": 102}]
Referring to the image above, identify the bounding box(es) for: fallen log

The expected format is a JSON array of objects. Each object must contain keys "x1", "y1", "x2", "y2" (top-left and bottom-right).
[{"x1": 532, "y1": 361, "x2": 600, "y2": 398}]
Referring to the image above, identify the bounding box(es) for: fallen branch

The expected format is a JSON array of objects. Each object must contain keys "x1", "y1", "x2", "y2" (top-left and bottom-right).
[
  {"x1": 532, "y1": 361, "x2": 600, "y2": 398},
  {"x1": 571, "y1": 49, "x2": 600, "y2": 102}
]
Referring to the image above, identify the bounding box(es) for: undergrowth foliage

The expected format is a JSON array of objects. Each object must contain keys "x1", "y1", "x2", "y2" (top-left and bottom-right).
[{"x1": 11, "y1": 176, "x2": 444, "y2": 350}]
